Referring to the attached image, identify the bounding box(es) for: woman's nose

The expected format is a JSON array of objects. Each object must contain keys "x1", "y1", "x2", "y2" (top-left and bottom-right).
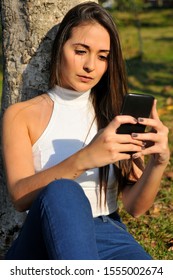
[{"x1": 83, "y1": 56, "x2": 95, "y2": 73}]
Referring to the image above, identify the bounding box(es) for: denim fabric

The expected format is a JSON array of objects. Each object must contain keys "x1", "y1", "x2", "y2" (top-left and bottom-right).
[{"x1": 5, "y1": 179, "x2": 152, "y2": 260}]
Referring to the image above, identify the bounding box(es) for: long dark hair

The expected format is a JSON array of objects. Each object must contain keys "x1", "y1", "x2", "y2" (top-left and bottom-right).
[{"x1": 49, "y1": 1, "x2": 135, "y2": 201}]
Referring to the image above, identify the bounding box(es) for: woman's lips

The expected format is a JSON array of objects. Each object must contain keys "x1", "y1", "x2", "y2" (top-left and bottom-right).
[{"x1": 77, "y1": 75, "x2": 93, "y2": 82}]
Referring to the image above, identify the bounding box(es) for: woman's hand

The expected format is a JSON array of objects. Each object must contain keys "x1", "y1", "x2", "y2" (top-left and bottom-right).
[
  {"x1": 131, "y1": 100, "x2": 170, "y2": 166},
  {"x1": 82, "y1": 115, "x2": 144, "y2": 169}
]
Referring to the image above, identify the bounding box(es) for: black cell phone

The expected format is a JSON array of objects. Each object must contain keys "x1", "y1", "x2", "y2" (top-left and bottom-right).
[{"x1": 116, "y1": 93, "x2": 154, "y2": 134}]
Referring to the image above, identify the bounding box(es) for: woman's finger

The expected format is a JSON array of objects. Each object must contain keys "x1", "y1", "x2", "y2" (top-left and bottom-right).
[
  {"x1": 150, "y1": 99, "x2": 160, "y2": 121},
  {"x1": 105, "y1": 115, "x2": 137, "y2": 133}
]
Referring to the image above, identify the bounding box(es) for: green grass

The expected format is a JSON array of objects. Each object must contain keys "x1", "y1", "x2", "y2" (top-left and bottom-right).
[
  {"x1": 0, "y1": 8, "x2": 173, "y2": 259},
  {"x1": 118, "y1": 175, "x2": 173, "y2": 259},
  {"x1": 115, "y1": 10, "x2": 173, "y2": 98}
]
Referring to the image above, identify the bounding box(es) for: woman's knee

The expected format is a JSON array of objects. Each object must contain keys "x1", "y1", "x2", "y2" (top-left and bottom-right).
[{"x1": 39, "y1": 179, "x2": 90, "y2": 208}]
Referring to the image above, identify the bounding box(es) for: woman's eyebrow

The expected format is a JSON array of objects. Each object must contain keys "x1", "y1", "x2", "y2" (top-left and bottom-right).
[{"x1": 73, "y1": 43, "x2": 110, "y2": 53}]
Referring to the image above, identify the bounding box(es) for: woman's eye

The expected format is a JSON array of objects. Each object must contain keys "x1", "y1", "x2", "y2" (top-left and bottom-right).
[
  {"x1": 75, "y1": 49, "x2": 86, "y2": 55},
  {"x1": 99, "y1": 55, "x2": 108, "y2": 61}
]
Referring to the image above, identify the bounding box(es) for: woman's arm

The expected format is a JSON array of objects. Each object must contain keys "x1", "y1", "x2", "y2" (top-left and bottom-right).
[
  {"x1": 122, "y1": 100, "x2": 170, "y2": 217},
  {"x1": 2, "y1": 102, "x2": 88, "y2": 212}
]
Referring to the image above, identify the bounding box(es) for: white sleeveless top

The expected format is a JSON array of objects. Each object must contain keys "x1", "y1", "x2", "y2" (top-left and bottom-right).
[{"x1": 32, "y1": 86, "x2": 118, "y2": 217}]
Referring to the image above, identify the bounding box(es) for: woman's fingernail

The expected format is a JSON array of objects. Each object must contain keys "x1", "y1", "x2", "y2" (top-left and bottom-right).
[
  {"x1": 131, "y1": 133, "x2": 138, "y2": 137},
  {"x1": 133, "y1": 118, "x2": 137, "y2": 123},
  {"x1": 132, "y1": 153, "x2": 139, "y2": 159},
  {"x1": 138, "y1": 118, "x2": 144, "y2": 122}
]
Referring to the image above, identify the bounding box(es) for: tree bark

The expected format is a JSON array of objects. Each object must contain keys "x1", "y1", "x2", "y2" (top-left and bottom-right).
[{"x1": 0, "y1": 0, "x2": 98, "y2": 257}]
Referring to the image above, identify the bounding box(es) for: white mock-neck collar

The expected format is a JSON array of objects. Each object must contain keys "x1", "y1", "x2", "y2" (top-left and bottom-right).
[{"x1": 48, "y1": 85, "x2": 91, "y2": 105}]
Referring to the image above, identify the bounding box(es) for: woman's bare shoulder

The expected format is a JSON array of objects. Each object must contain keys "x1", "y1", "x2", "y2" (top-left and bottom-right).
[{"x1": 3, "y1": 93, "x2": 51, "y2": 121}]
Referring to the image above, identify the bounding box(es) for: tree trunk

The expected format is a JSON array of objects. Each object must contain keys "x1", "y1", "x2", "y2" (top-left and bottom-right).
[{"x1": 0, "y1": 0, "x2": 98, "y2": 257}]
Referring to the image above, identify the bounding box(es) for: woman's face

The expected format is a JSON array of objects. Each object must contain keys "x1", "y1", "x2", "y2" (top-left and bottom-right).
[{"x1": 60, "y1": 22, "x2": 110, "y2": 92}]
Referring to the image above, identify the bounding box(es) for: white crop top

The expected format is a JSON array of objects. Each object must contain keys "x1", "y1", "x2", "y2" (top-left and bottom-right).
[{"x1": 32, "y1": 85, "x2": 118, "y2": 217}]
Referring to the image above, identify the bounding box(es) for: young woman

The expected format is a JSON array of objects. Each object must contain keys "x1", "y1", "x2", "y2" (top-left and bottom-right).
[{"x1": 2, "y1": 2, "x2": 170, "y2": 260}]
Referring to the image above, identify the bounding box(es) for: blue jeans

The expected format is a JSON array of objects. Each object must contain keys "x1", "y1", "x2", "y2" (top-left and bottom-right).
[{"x1": 6, "y1": 179, "x2": 152, "y2": 260}]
